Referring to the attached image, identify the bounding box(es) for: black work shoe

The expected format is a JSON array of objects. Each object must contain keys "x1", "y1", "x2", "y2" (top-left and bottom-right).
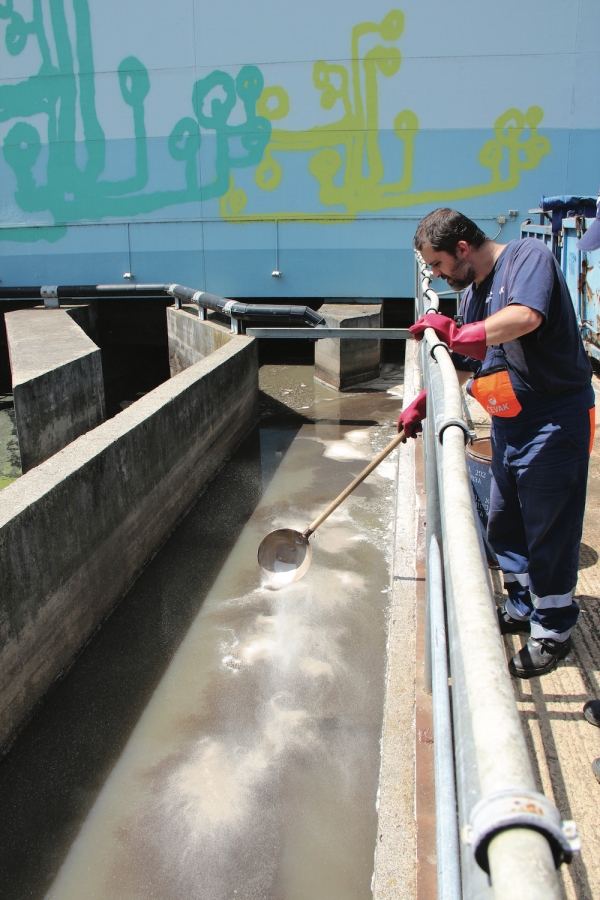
[
  {"x1": 583, "y1": 700, "x2": 600, "y2": 728},
  {"x1": 508, "y1": 637, "x2": 571, "y2": 679},
  {"x1": 497, "y1": 603, "x2": 531, "y2": 636},
  {"x1": 592, "y1": 758, "x2": 600, "y2": 784}
]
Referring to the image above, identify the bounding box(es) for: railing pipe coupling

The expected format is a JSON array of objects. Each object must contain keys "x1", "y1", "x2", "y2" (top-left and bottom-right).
[
  {"x1": 462, "y1": 789, "x2": 581, "y2": 875},
  {"x1": 436, "y1": 418, "x2": 474, "y2": 444},
  {"x1": 429, "y1": 340, "x2": 449, "y2": 360},
  {"x1": 41, "y1": 285, "x2": 60, "y2": 308}
]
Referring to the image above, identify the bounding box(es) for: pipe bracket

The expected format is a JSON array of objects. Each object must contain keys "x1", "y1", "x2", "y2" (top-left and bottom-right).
[
  {"x1": 429, "y1": 340, "x2": 449, "y2": 360},
  {"x1": 41, "y1": 285, "x2": 59, "y2": 308},
  {"x1": 436, "y1": 417, "x2": 473, "y2": 444},
  {"x1": 166, "y1": 284, "x2": 180, "y2": 308},
  {"x1": 462, "y1": 789, "x2": 581, "y2": 874}
]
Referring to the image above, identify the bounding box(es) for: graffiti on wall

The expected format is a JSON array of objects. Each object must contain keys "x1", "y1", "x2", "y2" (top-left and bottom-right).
[
  {"x1": 0, "y1": 0, "x2": 271, "y2": 240},
  {"x1": 0, "y1": 1, "x2": 550, "y2": 239},
  {"x1": 222, "y1": 9, "x2": 551, "y2": 220}
]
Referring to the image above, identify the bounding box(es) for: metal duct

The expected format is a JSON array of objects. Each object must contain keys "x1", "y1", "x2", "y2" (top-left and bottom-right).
[
  {"x1": 0, "y1": 283, "x2": 326, "y2": 327},
  {"x1": 167, "y1": 285, "x2": 326, "y2": 327}
]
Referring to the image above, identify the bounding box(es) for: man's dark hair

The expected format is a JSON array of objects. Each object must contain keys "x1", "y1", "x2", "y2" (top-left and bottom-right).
[{"x1": 414, "y1": 208, "x2": 488, "y2": 254}]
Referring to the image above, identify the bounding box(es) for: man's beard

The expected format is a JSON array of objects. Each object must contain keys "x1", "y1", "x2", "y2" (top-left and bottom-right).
[{"x1": 443, "y1": 258, "x2": 477, "y2": 290}]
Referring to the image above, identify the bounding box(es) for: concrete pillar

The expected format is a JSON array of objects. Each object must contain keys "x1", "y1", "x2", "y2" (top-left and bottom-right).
[
  {"x1": 314, "y1": 303, "x2": 382, "y2": 390},
  {"x1": 5, "y1": 308, "x2": 106, "y2": 472}
]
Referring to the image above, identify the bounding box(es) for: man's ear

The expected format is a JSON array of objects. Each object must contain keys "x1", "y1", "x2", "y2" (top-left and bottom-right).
[{"x1": 454, "y1": 240, "x2": 470, "y2": 259}]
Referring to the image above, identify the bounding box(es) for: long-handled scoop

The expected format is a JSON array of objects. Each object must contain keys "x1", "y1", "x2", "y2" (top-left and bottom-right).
[{"x1": 258, "y1": 428, "x2": 406, "y2": 586}]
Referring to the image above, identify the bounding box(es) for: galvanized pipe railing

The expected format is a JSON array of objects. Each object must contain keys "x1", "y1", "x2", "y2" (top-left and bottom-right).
[
  {"x1": 428, "y1": 533, "x2": 461, "y2": 900},
  {"x1": 414, "y1": 253, "x2": 577, "y2": 899}
]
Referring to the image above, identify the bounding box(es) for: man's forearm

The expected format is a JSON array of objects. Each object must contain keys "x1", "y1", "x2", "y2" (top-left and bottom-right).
[
  {"x1": 484, "y1": 304, "x2": 543, "y2": 345},
  {"x1": 411, "y1": 304, "x2": 543, "y2": 364}
]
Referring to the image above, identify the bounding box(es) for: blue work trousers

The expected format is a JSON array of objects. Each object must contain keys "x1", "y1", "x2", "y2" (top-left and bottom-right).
[{"x1": 488, "y1": 388, "x2": 593, "y2": 641}]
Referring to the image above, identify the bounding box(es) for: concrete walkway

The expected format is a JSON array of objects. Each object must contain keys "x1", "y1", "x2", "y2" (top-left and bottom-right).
[{"x1": 467, "y1": 375, "x2": 600, "y2": 900}]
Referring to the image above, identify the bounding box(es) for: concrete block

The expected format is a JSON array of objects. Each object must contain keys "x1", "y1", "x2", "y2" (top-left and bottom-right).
[
  {"x1": 314, "y1": 303, "x2": 382, "y2": 390},
  {"x1": 6, "y1": 309, "x2": 106, "y2": 472},
  {"x1": 167, "y1": 306, "x2": 233, "y2": 374},
  {"x1": 0, "y1": 336, "x2": 258, "y2": 750}
]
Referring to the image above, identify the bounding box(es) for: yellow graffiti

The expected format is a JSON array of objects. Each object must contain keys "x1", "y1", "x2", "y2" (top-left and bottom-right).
[{"x1": 220, "y1": 9, "x2": 550, "y2": 221}]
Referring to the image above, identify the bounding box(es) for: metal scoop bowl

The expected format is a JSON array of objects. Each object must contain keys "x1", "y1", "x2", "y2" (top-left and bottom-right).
[
  {"x1": 257, "y1": 528, "x2": 313, "y2": 587},
  {"x1": 258, "y1": 428, "x2": 406, "y2": 587}
]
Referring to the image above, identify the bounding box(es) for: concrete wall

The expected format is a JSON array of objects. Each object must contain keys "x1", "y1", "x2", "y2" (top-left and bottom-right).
[
  {"x1": 314, "y1": 303, "x2": 381, "y2": 389},
  {"x1": 0, "y1": 335, "x2": 258, "y2": 750},
  {"x1": 167, "y1": 306, "x2": 234, "y2": 374},
  {"x1": 6, "y1": 308, "x2": 106, "y2": 472}
]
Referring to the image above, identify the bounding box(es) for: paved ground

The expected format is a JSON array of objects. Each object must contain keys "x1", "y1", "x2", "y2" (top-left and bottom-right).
[{"x1": 466, "y1": 375, "x2": 600, "y2": 900}]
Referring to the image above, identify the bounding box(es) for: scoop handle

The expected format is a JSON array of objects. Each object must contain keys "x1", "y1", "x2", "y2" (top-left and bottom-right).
[{"x1": 303, "y1": 428, "x2": 406, "y2": 538}]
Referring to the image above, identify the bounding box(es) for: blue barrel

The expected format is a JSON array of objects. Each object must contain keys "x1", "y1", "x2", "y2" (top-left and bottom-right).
[{"x1": 465, "y1": 437, "x2": 498, "y2": 566}]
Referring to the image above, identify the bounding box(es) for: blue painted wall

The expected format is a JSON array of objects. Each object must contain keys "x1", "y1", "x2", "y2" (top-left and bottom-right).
[{"x1": 0, "y1": 0, "x2": 598, "y2": 296}]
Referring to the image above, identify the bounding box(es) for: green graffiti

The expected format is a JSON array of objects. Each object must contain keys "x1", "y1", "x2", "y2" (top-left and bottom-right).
[
  {"x1": 221, "y1": 10, "x2": 550, "y2": 220},
  {"x1": 0, "y1": 0, "x2": 271, "y2": 240}
]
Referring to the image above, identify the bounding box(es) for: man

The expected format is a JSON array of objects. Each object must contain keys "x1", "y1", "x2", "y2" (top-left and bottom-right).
[{"x1": 399, "y1": 207, "x2": 594, "y2": 678}]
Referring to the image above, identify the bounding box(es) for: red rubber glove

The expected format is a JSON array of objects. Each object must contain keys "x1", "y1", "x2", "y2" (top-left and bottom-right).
[
  {"x1": 409, "y1": 314, "x2": 487, "y2": 361},
  {"x1": 398, "y1": 388, "x2": 427, "y2": 439}
]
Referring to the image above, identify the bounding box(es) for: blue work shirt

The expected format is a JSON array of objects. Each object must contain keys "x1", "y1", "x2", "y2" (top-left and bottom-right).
[{"x1": 453, "y1": 238, "x2": 591, "y2": 397}]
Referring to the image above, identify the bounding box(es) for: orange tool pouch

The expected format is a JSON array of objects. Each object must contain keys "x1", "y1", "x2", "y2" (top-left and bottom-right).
[
  {"x1": 469, "y1": 364, "x2": 522, "y2": 418},
  {"x1": 590, "y1": 406, "x2": 596, "y2": 455}
]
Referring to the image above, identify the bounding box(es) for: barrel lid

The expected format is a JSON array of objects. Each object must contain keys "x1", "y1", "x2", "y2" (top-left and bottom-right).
[{"x1": 466, "y1": 437, "x2": 492, "y2": 462}]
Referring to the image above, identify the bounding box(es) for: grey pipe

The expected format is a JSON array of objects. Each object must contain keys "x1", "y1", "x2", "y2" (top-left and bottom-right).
[
  {"x1": 419, "y1": 270, "x2": 442, "y2": 696},
  {"x1": 419, "y1": 268, "x2": 491, "y2": 897},
  {"x1": 0, "y1": 284, "x2": 169, "y2": 299},
  {"x1": 0, "y1": 283, "x2": 326, "y2": 327},
  {"x1": 438, "y1": 422, "x2": 561, "y2": 900},
  {"x1": 429, "y1": 534, "x2": 462, "y2": 900},
  {"x1": 422, "y1": 357, "x2": 435, "y2": 695},
  {"x1": 415, "y1": 256, "x2": 568, "y2": 899},
  {"x1": 418, "y1": 278, "x2": 490, "y2": 896},
  {"x1": 168, "y1": 284, "x2": 326, "y2": 326},
  {"x1": 425, "y1": 332, "x2": 493, "y2": 899}
]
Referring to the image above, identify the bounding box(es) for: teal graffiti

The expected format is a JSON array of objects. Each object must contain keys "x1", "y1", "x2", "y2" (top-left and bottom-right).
[{"x1": 0, "y1": 0, "x2": 271, "y2": 240}]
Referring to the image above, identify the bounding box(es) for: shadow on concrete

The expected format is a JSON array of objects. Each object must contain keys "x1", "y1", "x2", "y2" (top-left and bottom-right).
[{"x1": 579, "y1": 542, "x2": 599, "y2": 570}]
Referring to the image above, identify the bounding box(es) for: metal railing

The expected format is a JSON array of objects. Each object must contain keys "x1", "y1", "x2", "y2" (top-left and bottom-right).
[
  {"x1": 0, "y1": 283, "x2": 421, "y2": 340},
  {"x1": 414, "y1": 253, "x2": 580, "y2": 899},
  {"x1": 0, "y1": 283, "x2": 327, "y2": 332}
]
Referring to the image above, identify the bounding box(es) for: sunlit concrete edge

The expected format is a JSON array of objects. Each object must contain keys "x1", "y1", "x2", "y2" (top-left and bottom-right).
[{"x1": 373, "y1": 339, "x2": 419, "y2": 899}]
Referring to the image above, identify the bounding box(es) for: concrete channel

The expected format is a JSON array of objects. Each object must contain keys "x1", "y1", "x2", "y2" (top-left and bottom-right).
[
  {"x1": 7, "y1": 300, "x2": 600, "y2": 899},
  {"x1": 0, "y1": 306, "x2": 423, "y2": 899}
]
